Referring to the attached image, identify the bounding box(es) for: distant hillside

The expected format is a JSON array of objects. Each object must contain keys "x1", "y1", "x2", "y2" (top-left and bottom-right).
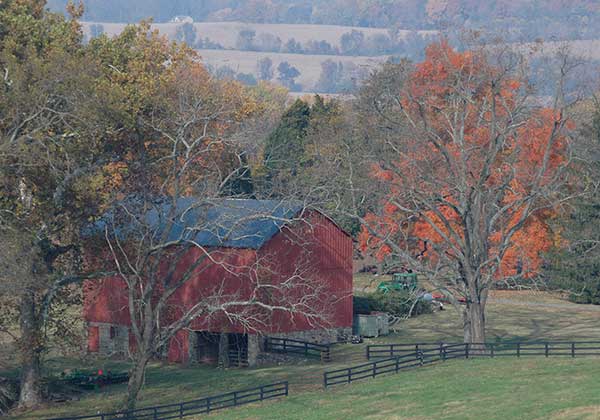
[
  {"x1": 49, "y1": 0, "x2": 600, "y2": 41},
  {"x1": 79, "y1": 21, "x2": 436, "y2": 50},
  {"x1": 77, "y1": 21, "x2": 413, "y2": 93},
  {"x1": 77, "y1": 19, "x2": 600, "y2": 94}
]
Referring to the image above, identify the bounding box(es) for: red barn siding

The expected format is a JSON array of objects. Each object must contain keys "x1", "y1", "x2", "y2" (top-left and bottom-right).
[
  {"x1": 168, "y1": 330, "x2": 189, "y2": 363},
  {"x1": 87, "y1": 326, "x2": 99, "y2": 352},
  {"x1": 83, "y1": 209, "x2": 353, "y2": 363},
  {"x1": 256, "y1": 210, "x2": 352, "y2": 333},
  {"x1": 84, "y1": 276, "x2": 131, "y2": 326}
]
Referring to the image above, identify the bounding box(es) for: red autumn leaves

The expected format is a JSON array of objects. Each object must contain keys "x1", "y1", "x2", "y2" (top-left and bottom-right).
[{"x1": 359, "y1": 41, "x2": 570, "y2": 280}]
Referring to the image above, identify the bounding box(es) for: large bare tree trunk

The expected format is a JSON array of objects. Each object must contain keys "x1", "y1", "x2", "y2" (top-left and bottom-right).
[
  {"x1": 125, "y1": 354, "x2": 150, "y2": 412},
  {"x1": 18, "y1": 291, "x2": 42, "y2": 409},
  {"x1": 467, "y1": 302, "x2": 486, "y2": 344},
  {"x1": 462, "y1": 307, "x2": 472, "y2": 344}
]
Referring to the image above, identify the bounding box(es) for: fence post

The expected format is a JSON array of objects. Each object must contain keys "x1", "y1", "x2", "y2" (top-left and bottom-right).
[
  {"x1": 419, "y1": 353, "x2": 424, "y2": 366},
  {"x1": 347, "y1": 368, "x2": 351, "y2": 384},
  {"x1": 206, "y1": 397, "x2": 211, "y2": 414},
  {"x1": 283, "y1": 340, "x2": 287, "y2": 353},
  {"x1": 322, "y1": 347, "x2": 330, "y2": 363},
  {"x1": 284, "y1": 382, "x2": 289, "y2": 396},
  {"x1": 442, "y1": 346, "x2": 446, "y2": 361},
  {"x1": 395, "y1": 356, "x2": 400, "y2": 372},
  {"x1": 465, "y1": 343, "x2": 469, "y2": 359},
  {"x1": 179, "y1": 402, "x2": 184, "y2": 419},
  {"x1": 366, "y1": 346, "x2": 370, "y2": 360},
  {"x1": 517, "y1": 343, "x2": 520, "y2": 358},
  {"x1": 439, "y1": 343, "x2": 443, "y2": 359},
  {"x1": 372, "y1": 362, "x2": 376, "y2": 378},
  {"x1": 153, "y1": 407, "x2": 158, "y2": 420},
  {"x1": 571, "y1": 342, "x2": 575, "y2": 358},
  {"x1": 545, "y1": 342, "x2": 549, "y2": 357},
  {"x1": 305, "y1": 342, "x2": 308, "y2": 357},
  {"x1": 323, "y1": 373, "x2": 328, "y2": 388},
  {"x1": 234, "y1": 391, "x2": 238, "y2": 406},
  {"x1": 490, "y1": 343, "x2": 494, "y2": 358}
]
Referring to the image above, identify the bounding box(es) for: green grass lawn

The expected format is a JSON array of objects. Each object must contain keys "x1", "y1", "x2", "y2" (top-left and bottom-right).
[
  {"x1": 212, "y1": 357, "x2": 600, "y2": 420},
  {"x1": 6, "y1": 292, "x2": 600, "y2": 419}
]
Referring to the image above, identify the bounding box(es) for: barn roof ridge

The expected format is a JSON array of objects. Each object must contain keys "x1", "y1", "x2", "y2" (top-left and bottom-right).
[
  {"x1": 87, "y1": 197, "x2": 351, "y2": 249},
  {"x1": 167, "y1": 197, "x2": 306, "y2": 249}
]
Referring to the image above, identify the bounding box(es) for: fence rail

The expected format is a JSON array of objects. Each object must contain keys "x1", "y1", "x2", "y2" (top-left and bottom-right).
[
  {"x1": 265, "y1": 337, "x2": 331, "y2": 362},
  {"x1": 49, "y1": 381, "x2": 289, "y2": 420},
  {"x1": 323, "y1": 350, "x2": 438, "y2": 388},
  {"x1": 327, "y1": 340, "x2": 600, "y2": 388},
  {"x1": 366, "y1": 340, "x2": 600, "y2": 360}
]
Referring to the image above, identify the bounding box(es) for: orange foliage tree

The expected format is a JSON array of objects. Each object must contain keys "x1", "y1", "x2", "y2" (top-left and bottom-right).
[{"x1": 358, "y1": 41, "x2": 574, "y2": 343}]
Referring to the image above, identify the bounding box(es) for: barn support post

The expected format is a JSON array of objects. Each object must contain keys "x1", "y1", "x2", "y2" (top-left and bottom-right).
[
  {"x1": 188, "y1": 331, "x2": 198, "y2": 365},
  {"x1": 247, "y1": 334, "x2": 260, "y2": 367},
  {"x1": 218, "y1": 333, "x2": 230, "y2": 368}
]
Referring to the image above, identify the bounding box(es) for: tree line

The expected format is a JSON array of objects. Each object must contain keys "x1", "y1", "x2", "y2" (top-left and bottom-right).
[{"x1": 234, "y1": 27, "x2": 436, "y2": 58}]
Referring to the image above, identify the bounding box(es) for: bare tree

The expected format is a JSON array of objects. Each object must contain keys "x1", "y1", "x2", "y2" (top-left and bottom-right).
[
  {"x1": 84, "y1": 64, "x2": 332, "y2": 410},
  {"x1": 332, "y1": 41, "x2": 582, "y2": 344}
]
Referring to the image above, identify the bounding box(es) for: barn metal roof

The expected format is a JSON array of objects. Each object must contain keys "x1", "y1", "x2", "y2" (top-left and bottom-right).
[
  {"x1": 89, "y1": 198, "x2": 305, "y2": 250},
  {"x1": 170, "y1": 198, "x2": 304, "y2": 249}
]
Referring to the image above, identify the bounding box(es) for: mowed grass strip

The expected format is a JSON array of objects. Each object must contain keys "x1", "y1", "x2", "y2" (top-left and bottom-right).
[{"x1": 209, "y1": 357, "x2": 600, "y2": 420}]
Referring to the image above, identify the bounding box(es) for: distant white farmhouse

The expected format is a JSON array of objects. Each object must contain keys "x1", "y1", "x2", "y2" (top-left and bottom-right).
[{"x1": 170, "y1": 16, "x2": 194, "y2": 24}]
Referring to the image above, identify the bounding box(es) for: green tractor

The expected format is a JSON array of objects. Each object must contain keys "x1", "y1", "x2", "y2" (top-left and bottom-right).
[{"x1": 377, "y1": 272, "x2": 418, "y2": 293}]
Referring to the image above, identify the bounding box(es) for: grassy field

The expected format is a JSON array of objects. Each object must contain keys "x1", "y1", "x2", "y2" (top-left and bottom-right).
[
  {"x1": 194, "y1": 49, "x2": 387, "y2": 91},
  {"x1": 213, "y1": 358, "x2": 600, "y2": 420},
  {"x1": 79, "y1": 21, "x2": 436, "y2": 50},
  {"x1": 7, "y1": 291, "x2": 600, "y2": 419}
]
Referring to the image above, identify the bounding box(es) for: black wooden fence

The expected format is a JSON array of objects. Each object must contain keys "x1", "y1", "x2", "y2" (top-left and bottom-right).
[
  {"x1": 325, "y1": 340, "x2": 600, "y2": 388},
  {"x1": 324, "y1": 344, "x2": 466, "y2": 388},
  {"x1": 265, "y1": 337, "x2": 331, "y2": 362},
  {"x1": 324, "y1": 351, "x2": 431, "y2": 388},
  {"x1": 366, "y1": 341, "x2": 600, "y2": 360},
  {"x1": 49, "y1": 381, "x2": 289, "y2": 420}
]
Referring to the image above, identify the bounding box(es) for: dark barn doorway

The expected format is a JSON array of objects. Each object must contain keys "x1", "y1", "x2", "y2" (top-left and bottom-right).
[
  {"x1": 228, "y1": 333, "x2": 248, "y2": 367},
  {"x1": 194, "y1": 332, "x2": 249, "y2": 367},
  {"x1": 195, "y1": 332, "x2": 220, "y2": 364}
]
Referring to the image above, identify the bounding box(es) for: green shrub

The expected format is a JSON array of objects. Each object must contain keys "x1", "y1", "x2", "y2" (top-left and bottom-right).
[{"x1": 353, "y1": 290, "x2": 432, "y2": 317}]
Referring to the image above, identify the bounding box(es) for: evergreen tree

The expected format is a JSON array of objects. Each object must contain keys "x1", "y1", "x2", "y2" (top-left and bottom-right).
[
  {"x1": 263, "y1": 99, "x2": 311, "y2": 182},
  {"x1": 547, "y1": 102, "x2": 600, "y2": 304}
]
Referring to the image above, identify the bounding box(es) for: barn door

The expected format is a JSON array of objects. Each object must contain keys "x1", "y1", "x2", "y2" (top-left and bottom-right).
[{"x1": 195, "y1": 332, "x2": 220, "y2": 364}]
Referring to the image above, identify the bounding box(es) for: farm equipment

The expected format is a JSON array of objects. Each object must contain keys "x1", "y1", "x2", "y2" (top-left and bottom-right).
[
  {"x1": 377, "y1": 272, "x2": 418, "y2": 293},
  {"x1": 59, "y1": 369, "x2": 129, "y2": 390}
]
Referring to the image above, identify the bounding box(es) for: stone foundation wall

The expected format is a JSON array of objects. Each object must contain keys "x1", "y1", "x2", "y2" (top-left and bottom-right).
[
  {"x1": 88, "y1": 322, "x2": 129, "y2": 357},
  {"x1": 184, "y1": 328, "x2": 353, "y2": 367},
  {"x1": 267, "y1": 327, "x2": 352, "y2": 344}
]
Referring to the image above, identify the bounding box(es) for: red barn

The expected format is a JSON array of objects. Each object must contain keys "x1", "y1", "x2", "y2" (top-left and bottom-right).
[{"x1": 84, "y1": 199, "x2": 353, "y2": 366}]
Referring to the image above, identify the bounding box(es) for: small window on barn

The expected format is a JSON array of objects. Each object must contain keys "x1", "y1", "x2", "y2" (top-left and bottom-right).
[{"x1": 110, "y1": 326, "x2": 117, "y2": 339}]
